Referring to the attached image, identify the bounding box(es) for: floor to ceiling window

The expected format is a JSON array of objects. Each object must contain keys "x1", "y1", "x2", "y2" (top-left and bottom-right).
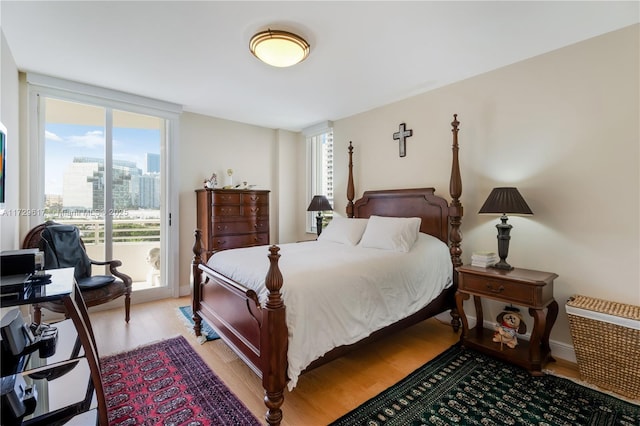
[
  {"x1": 305, "y1": 124, "x2": 334, "y2": 233},
  {"x1": 27, "y1": 74, "x2": 181, "y2": 302}
]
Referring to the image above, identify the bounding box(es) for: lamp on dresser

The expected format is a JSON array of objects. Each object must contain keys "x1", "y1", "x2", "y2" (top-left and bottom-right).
[
  {"x1": 307, "y1": 195, "x2": 332, "y2": 236},
  {"x1": 478, "y1": 187, "x2": 533, "y2": 270}
]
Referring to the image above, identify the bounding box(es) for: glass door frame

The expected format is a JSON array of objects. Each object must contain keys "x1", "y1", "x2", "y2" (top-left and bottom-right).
[{"x1": 26, "y1": 73, "x2": 182, "y2": 303}]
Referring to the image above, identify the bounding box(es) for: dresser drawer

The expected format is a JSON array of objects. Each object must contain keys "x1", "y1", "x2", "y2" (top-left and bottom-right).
[
  {"x1": 242, "y1": 193, "x2": 268, "y2": 205},
  {"x1": 212, "y1": 192, "x2": 241, "y2": 205},
  {"x1": 459, "y1": 274, "x2": 536, "y2": 305},
  {"x1": 212, "y1": 220, "x2": 268, "y2": 236},
  {"x1": 243, "y1": 204, "x2": 267, "y2": 216},
  {"x1": 212, "y1": 205, "x2": 268, "y2": 218},
  {"x1": 211, "y1": 232, "x2": 269, "y2": 250},
  {"x1": 212, "y1": 205, "x2": 241, "y2": 217}
]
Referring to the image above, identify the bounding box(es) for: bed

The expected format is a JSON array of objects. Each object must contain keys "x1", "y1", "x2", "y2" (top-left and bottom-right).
[{"x1": 191, "y1": 114, "x2": 464, "y2": 425}]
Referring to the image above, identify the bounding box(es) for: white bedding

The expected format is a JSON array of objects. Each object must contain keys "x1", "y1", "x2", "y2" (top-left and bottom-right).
[{"x1": 206, "y1": 232, "x2": 453, "y2": 389}]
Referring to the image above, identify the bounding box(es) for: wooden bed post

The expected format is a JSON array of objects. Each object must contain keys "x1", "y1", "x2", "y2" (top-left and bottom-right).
[
  {"x1": 449, "y1": 114, "x2": 463, "y2": 332},
  {"x1": 191, "y1": 229, "x2": 203, "y2": 336},
  {"x1": 449, "y1": 114, "x2": 463, "y2": 269},
  {"x1": 346, "y1": 141, "x2": 355, "y2": 218},
  {"x1": 262, "y1": 245, "x2": 288, "y2": 426}
]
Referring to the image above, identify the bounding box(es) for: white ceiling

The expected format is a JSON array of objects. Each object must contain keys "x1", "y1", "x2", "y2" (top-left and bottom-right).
[{"x1": 2, "y1": 1, "x2": 638, "y2": 132}]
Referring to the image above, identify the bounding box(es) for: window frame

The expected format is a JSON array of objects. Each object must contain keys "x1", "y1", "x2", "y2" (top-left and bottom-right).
[{"x1": 304, "y1": 122, "x2": 334, "y2": 234}]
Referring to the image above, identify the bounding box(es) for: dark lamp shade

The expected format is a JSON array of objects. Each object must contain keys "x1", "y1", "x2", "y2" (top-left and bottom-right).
[
  {"x1": 478, "y1": 187, "x2": 533, "y2": 215},
  {"x1": 307, "y1": 195, "x2": 332, "y2": 212}
]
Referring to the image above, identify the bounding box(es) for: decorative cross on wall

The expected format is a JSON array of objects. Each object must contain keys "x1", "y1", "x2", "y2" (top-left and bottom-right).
[{"x1": 392, "y1": 123, "x2": 413, "y2": 157}]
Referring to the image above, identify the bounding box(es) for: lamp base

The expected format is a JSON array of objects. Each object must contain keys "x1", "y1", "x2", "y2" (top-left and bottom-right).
[
  {"x1": 491, "y1": 260, "x2": 514, "y2": 271},
  {"x1": 316, "y1": 213, "x2": 323, "y2": 237},
  {"x1": 493, "y1": 215, "x2": 513, "y2": 270}
]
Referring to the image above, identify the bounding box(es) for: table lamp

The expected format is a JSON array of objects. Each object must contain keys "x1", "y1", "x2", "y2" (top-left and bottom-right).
[
  {"x1": 478, "y1": 187, "x2": 533, "y2": 270},
  {"x1": 307, "y1": 195, "x2": 332, "y2": 236}
]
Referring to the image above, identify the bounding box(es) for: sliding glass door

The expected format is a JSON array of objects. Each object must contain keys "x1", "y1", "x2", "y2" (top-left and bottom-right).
[{"x1": 38, "y1": 96, "x2": 170, "y2": 295}]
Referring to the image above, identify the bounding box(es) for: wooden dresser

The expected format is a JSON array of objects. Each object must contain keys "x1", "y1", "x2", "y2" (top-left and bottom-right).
[{"x1": 195, "y1": 188, "x2": 270, "y2": 259}]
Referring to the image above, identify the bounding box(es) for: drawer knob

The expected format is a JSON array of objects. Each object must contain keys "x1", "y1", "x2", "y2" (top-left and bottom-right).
[{"x1": 486, "y1": 284, "x2": 505, "y2": 294}]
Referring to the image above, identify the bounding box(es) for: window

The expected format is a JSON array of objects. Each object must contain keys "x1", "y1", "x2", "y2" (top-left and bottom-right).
[
  {"x1": 305, "y1": 122, "x2": 333, "y2": 233},
  {"x1": 27, "y1": 73, "x2": 181, "y2": 301}
]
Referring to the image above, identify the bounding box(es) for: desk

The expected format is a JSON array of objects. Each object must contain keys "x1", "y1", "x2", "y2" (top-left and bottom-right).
[
  {"x1": 0, "y1": 268, "x2": 99, "y2": 426},
  {"x1": 1, "y1": 268, "x2": 75, "y2": 308}
]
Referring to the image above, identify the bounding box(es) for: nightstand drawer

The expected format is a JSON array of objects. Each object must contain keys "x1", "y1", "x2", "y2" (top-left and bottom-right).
[{"x1": 459, "y1": 274, "x2": 536, "y2": 305}]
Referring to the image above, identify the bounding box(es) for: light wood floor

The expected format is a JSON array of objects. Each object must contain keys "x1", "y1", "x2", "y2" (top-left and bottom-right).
[{"x1": 90, "y1": 296, "x2": 581, "y2": 426}]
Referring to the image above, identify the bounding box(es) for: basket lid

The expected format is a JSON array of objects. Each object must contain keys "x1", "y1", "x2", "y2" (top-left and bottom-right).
[{"x1": 567, "y1": 295, "x2": 640, "y2": 321}]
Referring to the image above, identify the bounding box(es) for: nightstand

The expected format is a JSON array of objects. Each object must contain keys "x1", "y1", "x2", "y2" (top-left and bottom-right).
[{"x1": 455, "y1": 265, "x2": 559, "y2": 375}]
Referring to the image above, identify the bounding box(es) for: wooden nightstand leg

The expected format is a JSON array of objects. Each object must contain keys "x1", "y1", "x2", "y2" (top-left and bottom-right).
[
  {"x1": 472, "y1": 295, "x2": 484, "y2": 337},
  {"x1": 528, "y1": 307, "x2": 546, "y2": 372},
  {"x1": 455, "y1": 291, "x2": 470, "y2": 341},
  {"x1": 542, "y1": 300, "x2": 558, "y2": 361}
]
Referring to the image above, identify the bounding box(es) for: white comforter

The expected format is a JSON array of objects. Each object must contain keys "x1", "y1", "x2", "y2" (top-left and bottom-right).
[{"x1": 206, "y1": 233, "x2": 452, "y2": 389}]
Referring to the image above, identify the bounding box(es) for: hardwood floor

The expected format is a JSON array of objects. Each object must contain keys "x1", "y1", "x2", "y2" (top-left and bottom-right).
[{"x1": 89, "y1": 296, "x2": 581, "y2": 425}]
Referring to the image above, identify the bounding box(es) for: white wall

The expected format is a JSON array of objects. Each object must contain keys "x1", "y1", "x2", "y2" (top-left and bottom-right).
[
  {"x1": 332, "y1": 25, "x2": 639, "y2": 352},
  {"x1": 275, "y1": 129, "x2": 302, "y2": 244},
  {"x1": 0, "y1": 29, "x2": 20, "y2": 251}
]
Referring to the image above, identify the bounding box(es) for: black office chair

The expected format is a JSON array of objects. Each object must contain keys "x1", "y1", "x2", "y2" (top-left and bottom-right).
[{"x1": 22, "y1": 221, "x2": 132, "y2": 324}]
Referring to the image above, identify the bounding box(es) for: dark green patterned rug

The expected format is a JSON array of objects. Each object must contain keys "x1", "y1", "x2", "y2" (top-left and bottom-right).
[{"x1": 330, "y1": 344, "x2": 639, "y2": 426}]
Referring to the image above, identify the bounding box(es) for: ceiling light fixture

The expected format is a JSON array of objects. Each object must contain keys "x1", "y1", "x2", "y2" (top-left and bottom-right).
[{"x1": 249, "y1": 29, "x2": 310, "y2": 67}]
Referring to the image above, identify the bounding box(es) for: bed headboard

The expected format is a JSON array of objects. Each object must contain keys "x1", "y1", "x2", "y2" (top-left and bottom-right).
[
  {"x1": 346, "y1": 114, "x2": 463, "y2": 269},
  {"x1": 353, "y1": 188, "x2": 450, "y2": 244}
]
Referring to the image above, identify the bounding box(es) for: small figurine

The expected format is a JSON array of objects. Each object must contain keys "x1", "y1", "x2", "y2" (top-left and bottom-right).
[
  {"x1": 493, "y1": 307, "x2": 526, "y2": 349},
  {"x1": 204, "y1": 173, "x2": 217, "y2": 188}
]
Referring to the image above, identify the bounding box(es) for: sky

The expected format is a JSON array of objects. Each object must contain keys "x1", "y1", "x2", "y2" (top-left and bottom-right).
[{"x1": 45, "y1": 124, "x2": 161, "y2": 195}]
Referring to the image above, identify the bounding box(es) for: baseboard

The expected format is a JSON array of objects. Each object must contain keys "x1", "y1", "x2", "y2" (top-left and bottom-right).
[
  {"x1": 435, "y1": 311, "x2": 576, "y2": 364},
  {"x1": 179, "y1": 284, "x2": 191, "y2": 297}
]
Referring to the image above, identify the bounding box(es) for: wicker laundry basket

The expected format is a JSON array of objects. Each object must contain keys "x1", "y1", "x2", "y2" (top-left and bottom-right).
[{"x1": 566, "y1": 295, "x2": 640, "y2": 400}]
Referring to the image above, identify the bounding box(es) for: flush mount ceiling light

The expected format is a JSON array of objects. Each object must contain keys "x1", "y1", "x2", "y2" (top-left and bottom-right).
[{"x1": 249, "y1": 29, "x2": 310, "y2": 67}]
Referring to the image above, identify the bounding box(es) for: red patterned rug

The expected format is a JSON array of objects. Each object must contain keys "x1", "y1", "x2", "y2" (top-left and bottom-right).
[{"x1": 101, "y1": 335, "x2": 261, "y2": 425}]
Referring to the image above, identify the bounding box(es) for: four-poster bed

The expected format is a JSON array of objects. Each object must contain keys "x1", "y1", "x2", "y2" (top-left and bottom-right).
[{"x1": 191, "y1": 114, "x2": 464, "y2": 425}]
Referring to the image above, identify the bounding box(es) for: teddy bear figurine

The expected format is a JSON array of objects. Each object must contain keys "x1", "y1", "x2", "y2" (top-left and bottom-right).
[{"x1": 493, "y1": 308, "x2": 526, "y2": 349}]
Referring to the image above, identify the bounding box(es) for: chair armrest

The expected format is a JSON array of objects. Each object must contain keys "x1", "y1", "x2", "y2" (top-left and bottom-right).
[
  {"x1": 90, "y1": 259, "x2": 120, "y2": 267},
  {"x1": 89, "y1": 259, "x2": 133, "y2": 289}
]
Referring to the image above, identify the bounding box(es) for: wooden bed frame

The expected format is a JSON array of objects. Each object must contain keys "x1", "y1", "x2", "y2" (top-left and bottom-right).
[{"x1": 191, "y1": 115, "x2": 463, "y2": 425}]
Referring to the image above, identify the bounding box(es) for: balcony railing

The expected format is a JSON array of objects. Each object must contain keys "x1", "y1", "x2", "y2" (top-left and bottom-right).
[
  {"x1": 49, "y1": 218, "x2": 161, "y2": 285},
  {"x1": 52, "y1": 219, "x2": 160, "y2": 245}
]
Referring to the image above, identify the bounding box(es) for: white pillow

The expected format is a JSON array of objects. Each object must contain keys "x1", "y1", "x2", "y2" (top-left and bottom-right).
[
  {"x1": 317, "y1": 217, "x2": 369, "y2": 246},
  {"x1": 359, "y1": 215, "x2": 422, "y2": 252}
]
